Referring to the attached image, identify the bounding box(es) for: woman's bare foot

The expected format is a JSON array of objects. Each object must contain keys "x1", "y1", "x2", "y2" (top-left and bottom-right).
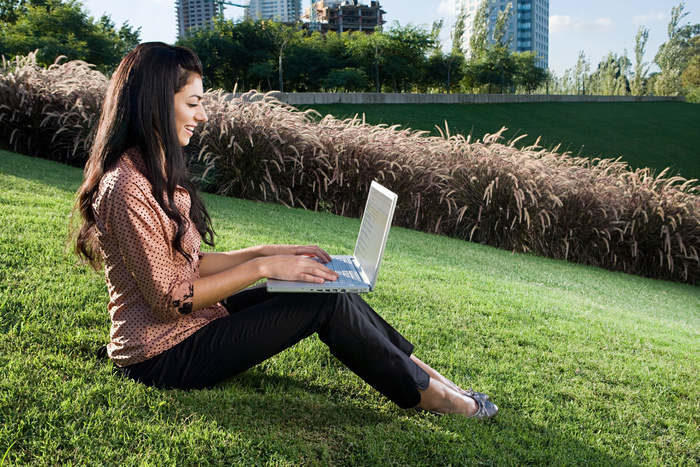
[
  {"x1": 412, "y1": 355, "x2": 498, "y2": 419},
  {"x1": 411, "y1": 355, "x2": 468, "y2": 394},
  {"x1": 417, "y1": 378, "x2": 479, "y2": 416}
]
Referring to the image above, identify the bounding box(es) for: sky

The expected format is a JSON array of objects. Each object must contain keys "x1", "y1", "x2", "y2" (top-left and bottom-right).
[{"x1": 82, "y1": 0, "x2": 700, "y2": 76}]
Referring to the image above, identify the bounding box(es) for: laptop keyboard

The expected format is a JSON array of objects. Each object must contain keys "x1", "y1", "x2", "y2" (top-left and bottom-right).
[{"x1": 327, "y1": 258, "x2": 362, "y2": 284}]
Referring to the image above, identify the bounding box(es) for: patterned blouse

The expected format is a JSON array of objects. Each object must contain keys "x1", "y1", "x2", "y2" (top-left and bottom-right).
[{"x1": 92, "y1": 148, "x2": 227, "y2": 367}]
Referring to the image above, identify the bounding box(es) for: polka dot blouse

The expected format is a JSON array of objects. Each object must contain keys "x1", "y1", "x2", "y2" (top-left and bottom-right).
[{"x1": 92, "y1": 148, "x2": 227, "y2": 367}]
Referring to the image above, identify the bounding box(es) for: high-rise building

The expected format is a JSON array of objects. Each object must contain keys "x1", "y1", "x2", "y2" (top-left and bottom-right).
[
  {"x1": 301, "y1": 1, "x2": 385, "y2": 34},
  {"x1": 457, "y1": 0, "x2": 549, "y2": 69},
  {"x1": 247, "y1": 0, "x2": 302, "y2": 23},
  {"x1": 176, "y1": 0, "x2": 222, "y2": 38}
]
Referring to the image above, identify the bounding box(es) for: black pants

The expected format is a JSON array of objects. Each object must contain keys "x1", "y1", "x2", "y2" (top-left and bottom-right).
[{"x1": 119, "y1": 285, "x2": 430, "y2": 409}]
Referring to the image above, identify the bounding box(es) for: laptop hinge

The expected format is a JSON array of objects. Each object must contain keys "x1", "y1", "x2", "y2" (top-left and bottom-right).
[{"x1": 352, "y1": 257, "x2": 373, "y2": 290}]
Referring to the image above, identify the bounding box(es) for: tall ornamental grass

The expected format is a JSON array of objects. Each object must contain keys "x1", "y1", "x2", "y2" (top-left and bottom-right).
[
  {"x1": 1, "y1": 55, "x2": 699, "y2": 284},
  {"x1": 0, "y1": 52, "x2": 106, "y2": 165}
]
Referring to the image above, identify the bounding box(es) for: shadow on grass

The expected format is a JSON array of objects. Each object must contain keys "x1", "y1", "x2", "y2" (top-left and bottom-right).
[{"x1": 99, "y1": 362, "x2": 643, "y2": 466}]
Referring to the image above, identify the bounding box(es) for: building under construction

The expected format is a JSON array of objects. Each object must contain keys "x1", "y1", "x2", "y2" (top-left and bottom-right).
[
  {"x1": 302, "y1": 0, "x2": 385, "y2": 34},
  {"x1": 176, "y1": 0, "x2": 222, "y2": 37}
]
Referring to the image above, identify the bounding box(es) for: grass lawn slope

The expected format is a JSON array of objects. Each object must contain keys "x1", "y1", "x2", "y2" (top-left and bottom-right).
[
  {"x1": 1, "y1": 150, "x2": 699, "y2": 466},
  {"x1": 305, "y1": 102, "x2": 700, "y2": 182}
]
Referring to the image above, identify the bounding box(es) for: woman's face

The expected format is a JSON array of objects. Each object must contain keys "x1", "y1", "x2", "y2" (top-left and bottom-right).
[{"x1": 173, "y1": 74, "x2": 207, "y2": 147}]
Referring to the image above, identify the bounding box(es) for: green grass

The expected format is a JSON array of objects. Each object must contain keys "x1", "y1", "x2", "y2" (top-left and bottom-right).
[
  {"x1": 1, "y1": 150, "x2": 699, "y2": 466},
  {"x1": 302, "y1": 102, "x2": 700, "y2": 182}
]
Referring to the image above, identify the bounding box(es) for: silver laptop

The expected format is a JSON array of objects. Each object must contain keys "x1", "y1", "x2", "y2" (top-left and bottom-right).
[{"x1": 266, "y1": 181, "x2": 398, "y2": 293}]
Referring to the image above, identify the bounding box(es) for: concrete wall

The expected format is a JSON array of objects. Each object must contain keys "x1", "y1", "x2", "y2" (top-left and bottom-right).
[{"x1": 231, "y1": 92, "x2": 685, "y2": 105}]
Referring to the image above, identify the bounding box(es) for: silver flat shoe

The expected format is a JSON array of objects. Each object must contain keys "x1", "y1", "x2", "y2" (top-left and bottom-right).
[
  {"x1": 414, "y1": 389, "x2": 498, "y2": 419},
  {"x1": 463, "y1": 388, "x2": 489, "y2": 400},
  {"x1": 464, "y1": 389, "x2": 498, "y2": 419}
]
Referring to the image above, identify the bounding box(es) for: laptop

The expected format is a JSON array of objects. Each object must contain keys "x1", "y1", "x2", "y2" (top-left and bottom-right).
[{"x1": 266, "y1": 181, "x2": 398, "y2": 293}]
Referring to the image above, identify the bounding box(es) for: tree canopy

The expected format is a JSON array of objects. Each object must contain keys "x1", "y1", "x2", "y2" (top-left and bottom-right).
[
  {"x1": 3, "y1": 0, "x2": 696, "y2": 99},
  {"x1": 0, "y1": 0, "x2": 140, "y2": 72}
]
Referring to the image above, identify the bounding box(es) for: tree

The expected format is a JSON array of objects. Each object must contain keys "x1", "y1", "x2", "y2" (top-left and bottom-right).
[
  {"x1": 286, "y1": 31, "x2": 345, "y2": 92},
  {"x1": 464, "y1": 2, "x2": 516, "y2": 94},
  {"x1": 468, "y1": 0, "x2": 489, "y2": 61},
  {"x1": 589, "y1": 52, "x2": 630, "y2": 95},
  {"x1": 345, "y1": 29, "x2": 387, "y2": 93},
  {"x1": 681, "y1": 34, "x2": 700, "y2": 102},
  {"x1": 0, "y1": 0, "x2": 46, "y2": 23},
  {"x1": 178, "y1": 21, "x2": 245, "y2": 92},
  {"x1": 422, "y1": 13, "x2": 466, "y2": 94},
  {"x1": 631, "y1": 26, "x2": 650, "y2": 95},
  {"x1": 572, "y1": 51, "x2": 591, "y2": 94},
  {"x1": 469, "y1": 45, "x2": 516, "y2": 94},
  {"x1": 382, "y1": 23, "x2": 434, "y2": 93},
  {"x1": 260, "y1": 20, "x2": 299, "y2": 92},
  {"x1": 445, "y1": 5, "x2": 468, "y2": 93},
  {"x1": 513, "y1": 51, "x2": 546, "y2": 94},
  {"x1": 0, "y1": 0, "x2": 140, "y2": 72},
  {"x1": 491, "y1": 2, "x2": 513, "y2": 49},
  {"x1": 654, "y1": 1, "x2": 690, "y2": 95},
  {"x1": 320, "y1": 67, "x2": 367, "y2": 92}
]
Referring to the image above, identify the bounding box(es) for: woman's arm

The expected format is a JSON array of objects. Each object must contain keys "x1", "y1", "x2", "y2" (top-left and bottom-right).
[
  {"x1": 198, "y1": 245, "x2": 333, "y2": 277},
  {"x1": 192, "y1": 250, "x2": 339, "y2": 311}
]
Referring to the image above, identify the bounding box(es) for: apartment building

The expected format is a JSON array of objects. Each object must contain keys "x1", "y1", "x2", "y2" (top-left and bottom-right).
[{"x1": 247, "y1": 0, "x2": 302, "y2": 22}]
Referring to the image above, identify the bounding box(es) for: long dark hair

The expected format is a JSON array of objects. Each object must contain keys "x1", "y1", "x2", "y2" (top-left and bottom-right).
[{"x1": 74, "y1": 42, "x2": 215, "y2": 269}]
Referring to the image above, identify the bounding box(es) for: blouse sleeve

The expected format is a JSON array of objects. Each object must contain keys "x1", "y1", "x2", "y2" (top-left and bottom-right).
[{"x1": 104, "y1": 178, "x2": 195, "y2": 319}]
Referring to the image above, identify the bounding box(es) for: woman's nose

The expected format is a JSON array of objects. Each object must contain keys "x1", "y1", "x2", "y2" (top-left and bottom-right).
[{"x1": 197, "y1": 106, "x2": 208, "y2": 123}]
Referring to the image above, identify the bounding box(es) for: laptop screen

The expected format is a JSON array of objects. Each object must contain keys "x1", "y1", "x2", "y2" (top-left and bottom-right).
[{"x1": 354, "y1": 181, "x2": 398, "y2": 289}]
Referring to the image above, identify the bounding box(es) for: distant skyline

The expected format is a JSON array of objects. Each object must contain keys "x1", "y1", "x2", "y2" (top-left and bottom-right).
[{"x1": 82, "y1": 0, "x2": 700, "y2": 76}]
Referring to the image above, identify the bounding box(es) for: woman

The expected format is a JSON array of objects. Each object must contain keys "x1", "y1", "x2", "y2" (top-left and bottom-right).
[{"x1": 74, "y1": 42, "x2": 497, "y2": 419}]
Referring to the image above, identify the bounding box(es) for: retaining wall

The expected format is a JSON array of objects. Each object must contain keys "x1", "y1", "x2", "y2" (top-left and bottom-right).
[{"x1": 232, "y1": 92, "x2": 685, "y2": 105}]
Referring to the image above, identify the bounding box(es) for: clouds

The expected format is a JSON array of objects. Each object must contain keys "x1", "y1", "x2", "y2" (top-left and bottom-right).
[
  {"x1": 437, "y1": 0, "x2": 455, "y2": 17},
  {"x1": 632, "y1": 12, "x2": 666, "y2": 24},
  {"x1": 551, "y1": 8, "x2": 667, "y2": 36},
  {"x1": 550, "y1": 15, "x2": 614, "y2": 34}
]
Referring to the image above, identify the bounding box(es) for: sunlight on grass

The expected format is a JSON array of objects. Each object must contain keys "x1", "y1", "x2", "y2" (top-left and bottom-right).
[{"x1": 1, "y1": 150, "x2": 699, "y2": 466}]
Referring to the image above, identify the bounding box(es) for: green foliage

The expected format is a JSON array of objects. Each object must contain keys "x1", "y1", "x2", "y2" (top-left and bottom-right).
[
  {"x1": 451, "y1": 3, "x2": 467, "y2": 57},
  {"x1": 466, "y1": 45, "x2": 516, "y2": 94},
  {"x1": 381, "y1": 23, "x2": 435, "y2": 93},
  {"x1": 320, "y1": 67, "x2": 367, "y2": 92},
  {"x1": 631, "y1": 26, "x2": 650, "y2": 96},
  {"x1": 1, "y1": 150, "x2": 700, "y2": 465},
  {"x1": 0, "y1": 0, "x2": 140, "y2": 73},
  {"x1": 424, "y1": 50, "x2": 465, "y2": 94},
  {"x1": 680, "y1": 34, "x2": 700, "y2": 100},
  {"x1": 175, "y1": 15, "x2": 549, "y2": 95},
  {"x1": 343, "y1": 30, "x2": 387, "y2": 93},
  {"x1": 513, "y1": 51, "x2": 547, "y2": 94},
  {"x1": 654, "y1": 2, "x2": 690, "y2": 95},
  {"x1": 177, "y1": 19, "x2": 440, "y2": 94},
  {"x1": 468, "y1": 0, "x2": 490, "y2": 61},
  {"x1": 491, "y1": 2, "x2": 513, "y2": 49},
  {"x1": 588, "y1": 52, "x2": 631, "y2": 96},
  {"x1": 550, "y1": 3, "x2": 698, "y2": 99},
  {"x1": 461, "y1": 1, "x2": 545, "y2": 95}
]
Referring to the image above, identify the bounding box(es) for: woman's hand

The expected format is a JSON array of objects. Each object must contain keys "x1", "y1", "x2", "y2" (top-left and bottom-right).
[
  {"x1": 193, "y1": 244, "x2": 338, "y2": 311},
  {"x1": 258, "y1": 254, "x2": 339, "y2": 284},
  {"x1": 260, "y1": 244, "x2": 333, "y2": 264}
]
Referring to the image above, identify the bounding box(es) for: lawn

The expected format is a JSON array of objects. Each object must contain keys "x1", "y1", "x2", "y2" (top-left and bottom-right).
[
  {"x1": 302, "y1": 101, "x2": 700, "y2": 182},
  {"x1": 1, "y1": 150, "x2": 699, "y2": 466}
]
